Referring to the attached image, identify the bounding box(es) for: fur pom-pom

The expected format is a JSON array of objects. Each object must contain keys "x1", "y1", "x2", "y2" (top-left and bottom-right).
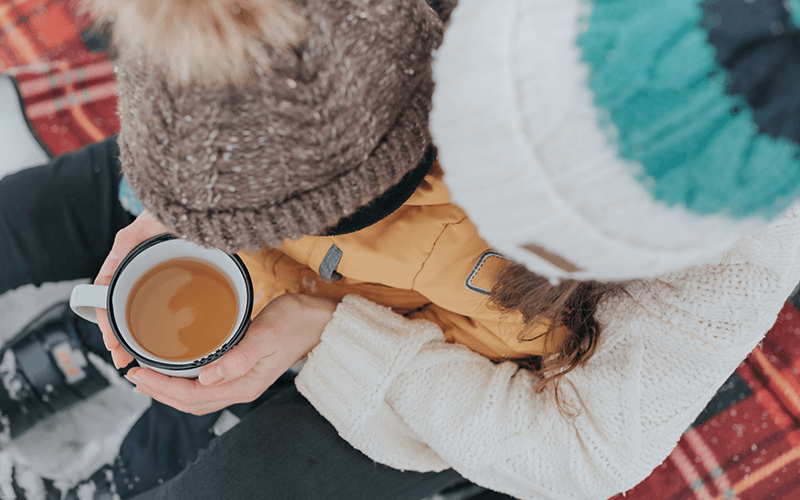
[{"x1": 81, "y1": 0, "x2": 306, "y2": 86}]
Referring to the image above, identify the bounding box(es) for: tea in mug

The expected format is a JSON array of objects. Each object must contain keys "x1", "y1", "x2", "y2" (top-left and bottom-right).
[{"x1": 126, "y1": 258, "x2": 238, "y2": 362}]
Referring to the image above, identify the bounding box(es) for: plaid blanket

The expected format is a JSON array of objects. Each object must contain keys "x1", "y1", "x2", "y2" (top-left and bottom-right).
[
  {"x1": 620, "y1": 301, "x2": 800, "y2": 500},
  {"x1": 3, "y1": 1, "x2": 800, "y2": 499},
  {"x1": 0, "y1": 0, "x2": 117, "y2": 155}
]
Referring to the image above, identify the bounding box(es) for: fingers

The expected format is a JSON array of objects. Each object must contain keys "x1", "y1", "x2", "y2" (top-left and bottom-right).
[
  {"x1": 111, "y1": 347, "x2": 134, "y2": 369},
  {"x1": 132, "y1": 385, "x2": 225, "y2": 416},
  {"x1": 96, "y1": 307, "x2": 118, "y2": 350},
  {"x1": 197, "y1": 309, "x2": 282, "y2": 386},
  {"x1": 93, "y1": 211, "x2": 169, "y2": 365},
  {"x1": 95, "y1": 299, "x2": 134, "y2": 368},
  {"x1": 127, "y1": 367, "x2": 268, "y2": 415},
  {"x1": 197, "y1": 362, "x2": 225, "y2": 387},
  {"x1": 128, "y1": 370, "x2": 221, "y2": 415},
  {"x1": 95, "y1": 211, "x2": 168, "y2": 286},
  {"x1": 195, "y1": 294, "x2": 337, "y2": 387},
  {"x1": 94, "y1": 284, "x2": 135, "y2": 368},
  {"x1": 94, "y1": 251, "x2": 119, "y2": 287},
  {"x1": 197, "y1": 338, "x2": 274, "y2": 386},
  {"x1": 120, "y1": 294, "x2": 337, "y2": 415}
]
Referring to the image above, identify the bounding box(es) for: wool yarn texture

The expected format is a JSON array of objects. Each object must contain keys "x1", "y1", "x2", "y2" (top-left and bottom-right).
[
  {"x1": 432, "y1": 0, "x2": 800, "y2": 280},
  {"x1": 88, "y1": 0, "x2": 453, "y2": 253},
  {"x1": 295, "y1": 206, "x2": 800, "y2": 499}
]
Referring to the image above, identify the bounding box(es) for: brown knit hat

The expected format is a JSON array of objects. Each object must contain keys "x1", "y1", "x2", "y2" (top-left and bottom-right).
[{"x1": 85, "y1": 0, "x2": 455, "y2": 252}]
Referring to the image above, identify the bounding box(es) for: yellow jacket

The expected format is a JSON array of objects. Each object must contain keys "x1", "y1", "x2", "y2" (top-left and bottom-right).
[{"x1": 239, "y1": 163, "x2": 563, "y2": 361}]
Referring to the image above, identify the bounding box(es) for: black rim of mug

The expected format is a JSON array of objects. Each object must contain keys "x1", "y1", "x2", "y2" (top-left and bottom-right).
[{"x1": 106, "y1": 233, "x2": 254, "y2": 371}]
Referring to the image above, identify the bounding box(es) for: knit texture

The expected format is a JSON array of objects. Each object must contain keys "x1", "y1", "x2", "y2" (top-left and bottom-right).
[
  {"x1": 431, "y1": 0, "x2": 800, "y2": 280},
  {"x1": 578, "y1": 0, "x2": 800, "y2": 218},
  {"x1": 113, "y1": 0, "x2": 444, "y2": 253},
  {"x1": 296, "y1": 204, "x2": 800, "y2": 500}
]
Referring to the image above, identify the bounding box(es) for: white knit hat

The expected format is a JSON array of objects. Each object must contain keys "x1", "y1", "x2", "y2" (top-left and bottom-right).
[{"x1": 431, "y1": 0, "x2": 800, "y2": 281}]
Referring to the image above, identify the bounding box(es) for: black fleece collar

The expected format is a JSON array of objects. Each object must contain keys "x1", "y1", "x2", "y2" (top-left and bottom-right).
[{"x1": 326, "y1": 147, "x2": 435, "y2": 236}]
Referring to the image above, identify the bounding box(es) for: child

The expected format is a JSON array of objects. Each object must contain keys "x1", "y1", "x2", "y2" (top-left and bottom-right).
[
  {"x1": 104, "y1": 0, "x2": 573, "y2": 373},
  {"x1": 238, "y1": 158, "x2": 567, "y2": 363}
]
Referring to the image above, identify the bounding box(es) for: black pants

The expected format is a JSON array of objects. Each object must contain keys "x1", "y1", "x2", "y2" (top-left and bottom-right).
[{"x1": 0, "y1": 138, "x2": 464, "y2": 499}]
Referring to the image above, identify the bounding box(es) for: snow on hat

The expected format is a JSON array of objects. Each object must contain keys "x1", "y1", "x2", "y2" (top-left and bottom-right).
[
  {"x1": 431, "y1": 0, "x2": 800, "y2": 281},
  {"x1": 84, "y1": 0, "x2": 446, "y2": 253}
]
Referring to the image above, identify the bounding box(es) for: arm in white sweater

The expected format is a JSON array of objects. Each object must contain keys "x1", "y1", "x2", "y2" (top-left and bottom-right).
[{"x1": 295, "y1": 206, "x2": 800, "y2": 500}]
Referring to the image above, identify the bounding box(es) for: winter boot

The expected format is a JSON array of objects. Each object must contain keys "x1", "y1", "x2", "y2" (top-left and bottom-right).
[{"x1": 0, "y1": 302, "x2": 110, "y2": 439}]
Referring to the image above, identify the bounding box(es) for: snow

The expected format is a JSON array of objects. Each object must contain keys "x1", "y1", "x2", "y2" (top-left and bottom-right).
[
  {"x1": 0, "y1": 281, "x2": 151, "y2": 497},
  {"x1": 0, "y1": 350, "x2": 22, "y2": 400},
  {"x1": 15, "y1": 468, "x2": 46, "y2": 500},
  {"x1": 0, "y1": 453, "x2": 15, "y2": 500},
  {"x1": 0, "y1": 156, "x2": 150, "y2": 494},
  {"x1": 76, "y1": 481, "x2": 97, "y2": 500}
]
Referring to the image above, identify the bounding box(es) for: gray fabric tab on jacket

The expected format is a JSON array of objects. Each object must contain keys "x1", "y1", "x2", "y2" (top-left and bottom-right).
[{"x1": 319, "y1": 244, "x2": 343, "y2": 281}]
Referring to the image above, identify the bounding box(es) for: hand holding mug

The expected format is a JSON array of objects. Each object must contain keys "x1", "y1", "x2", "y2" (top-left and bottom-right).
[
  {"x1": 95, "y1": 211, "x2": 169, "y2": 370},
  {"x1": 125, "y1": 293, "x2": 337, "y2": 415},
  {"x1": 71, "y1": 211, "x2": 253, "y2": 377}
]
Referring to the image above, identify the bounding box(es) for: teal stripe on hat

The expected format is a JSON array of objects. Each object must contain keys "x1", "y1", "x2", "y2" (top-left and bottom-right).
[
  {"x1": 791, "y1": 0, "x2": 800, "y2": 26},
  {"x1": 577, "y1": 0, "x2": 800, "y2": 218}
]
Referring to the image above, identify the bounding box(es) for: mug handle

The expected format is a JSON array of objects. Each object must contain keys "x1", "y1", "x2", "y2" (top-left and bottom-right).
[{"x1": 69, "y1": 284, "x2": 109, "y2": 323}]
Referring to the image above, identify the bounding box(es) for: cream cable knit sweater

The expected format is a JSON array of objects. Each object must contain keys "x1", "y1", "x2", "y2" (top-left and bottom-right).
[{"x1": 295, "y1": 204, "x2": 800, "y2": 500}]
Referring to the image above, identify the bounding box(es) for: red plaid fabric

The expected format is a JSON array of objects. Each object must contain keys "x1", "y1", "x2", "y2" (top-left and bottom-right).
[
  {"x1": 3, "y1": 1, "x2": 800, "y2": 498},
  {"x1": 0, "y1": 0, "x2": 118, "y2": 154},
  {"x1": 614, "y1": 304, "x2": 800, "y2": 500}
]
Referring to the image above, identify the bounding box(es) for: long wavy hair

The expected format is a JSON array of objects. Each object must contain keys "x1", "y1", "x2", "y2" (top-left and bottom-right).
[{"x1": 489, "y1": 263, "x2": 627, "y2": 413}]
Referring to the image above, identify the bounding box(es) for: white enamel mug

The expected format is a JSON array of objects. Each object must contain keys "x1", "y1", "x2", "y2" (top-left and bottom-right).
[{"x1": 69, "y1": 234, "x2": 253, "y2": 378}]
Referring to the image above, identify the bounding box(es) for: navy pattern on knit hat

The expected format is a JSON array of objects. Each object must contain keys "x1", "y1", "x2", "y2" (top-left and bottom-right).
[{"x1": 432, "y1": 0, "x2": 800, "y2": 280}]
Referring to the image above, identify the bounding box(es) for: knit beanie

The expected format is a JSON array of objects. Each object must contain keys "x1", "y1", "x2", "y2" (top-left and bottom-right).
[
  {"x1": 84, "y1": 0, "x2": 453, "y2": 253},
  {"x1": 432, "y1": 0, "x2": 800, "y2": 281}
]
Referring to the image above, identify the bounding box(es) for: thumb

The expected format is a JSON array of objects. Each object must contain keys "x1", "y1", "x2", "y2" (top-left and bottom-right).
[
  {"x1": 197, "y1": 298, "x2": 293, "y2": 386},
  {"x1": 198, "y1": 343, "x2": 257, "y2": 386}
]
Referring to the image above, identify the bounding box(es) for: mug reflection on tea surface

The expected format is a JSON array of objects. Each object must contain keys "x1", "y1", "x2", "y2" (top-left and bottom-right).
[{"x1": 127, "y1": 258, "x2": 239, "y2": 362}]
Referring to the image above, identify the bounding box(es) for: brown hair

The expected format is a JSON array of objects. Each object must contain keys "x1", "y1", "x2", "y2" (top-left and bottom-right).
[{"x1": 489, "y1": 263, "x2": 626, "y2": 413}]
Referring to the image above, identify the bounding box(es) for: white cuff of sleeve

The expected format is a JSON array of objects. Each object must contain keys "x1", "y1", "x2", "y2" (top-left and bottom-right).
[{"x1": 295, "y1": 294, "x2": 443, "y2": 434}]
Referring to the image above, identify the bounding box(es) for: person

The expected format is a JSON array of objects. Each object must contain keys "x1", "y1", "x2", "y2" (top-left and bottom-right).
[
  {"x1": 85, "y1": 0, "x2": 592, "y2": 409},
  {"x1": 2, "y1": 0, "x2": 800, "y2": 500},
  {"x1": 96, "y1": 0, "x2": 573, "y2": 372},
  {"x1": 0, "y1": 137, "x2": 473, "y2": 498},
  {"x1": 117, "y1": 0, "x2": 800, "y2": 499},
  {"x1": 1, "y1": 0, "x2": 528, "y2": 496}
]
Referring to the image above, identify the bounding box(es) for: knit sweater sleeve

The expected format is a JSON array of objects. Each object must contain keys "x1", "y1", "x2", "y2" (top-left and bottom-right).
[{"x1": 295, "y1": 205, "x2": 800, "y2": 500}]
